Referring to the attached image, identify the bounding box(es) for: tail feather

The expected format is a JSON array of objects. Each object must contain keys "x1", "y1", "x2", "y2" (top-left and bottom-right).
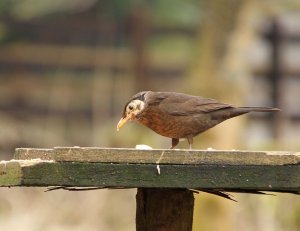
[
  {"x1": 211, "y1": 106, "x2": 280, "y2": 121},
  {"x1": 229, "y1": 106, "x2": 280, "y2": 118},
  {"x1": 238, "y1": 107, "x2": 280, "y2": 112}
]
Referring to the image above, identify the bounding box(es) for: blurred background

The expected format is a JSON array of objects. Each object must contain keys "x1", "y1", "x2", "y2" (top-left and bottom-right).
[{"x1": 0, "y1": 0, "x2": 299, "y2": 230}]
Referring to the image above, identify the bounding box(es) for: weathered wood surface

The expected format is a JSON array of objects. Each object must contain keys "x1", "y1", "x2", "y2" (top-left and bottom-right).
[
  {"x1": 0, "y1": 147, "x2": 299, "y2": 192},
  {"x1": 15, "y1": 148, "x2": 54, "y2": 160},
  {"x1": 15, "y1": 147, "x2": 300, "y2": 165}
]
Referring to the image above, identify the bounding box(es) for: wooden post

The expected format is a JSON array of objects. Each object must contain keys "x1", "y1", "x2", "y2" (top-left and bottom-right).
[{"x1": 136, "y1": 188, "x2": 194, "y2": 231}]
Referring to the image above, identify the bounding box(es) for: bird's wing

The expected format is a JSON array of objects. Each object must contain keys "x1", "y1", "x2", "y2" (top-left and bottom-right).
[{"x1": 146, "y1": 92, "x2": 233, "y2": 116}]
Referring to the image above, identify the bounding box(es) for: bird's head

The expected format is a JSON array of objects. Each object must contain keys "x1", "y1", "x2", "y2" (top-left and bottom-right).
[{"x1": 117, "y1": 92, "x2": 148, "y2": 131}]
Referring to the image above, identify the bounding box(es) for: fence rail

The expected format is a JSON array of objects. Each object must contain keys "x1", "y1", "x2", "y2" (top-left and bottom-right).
[
  {"x1": 1, "y1": 147, "x2": 299, "y2": 231},
  {"x1": 0, "y1": 147, "x2": 298, "y2": 192}
]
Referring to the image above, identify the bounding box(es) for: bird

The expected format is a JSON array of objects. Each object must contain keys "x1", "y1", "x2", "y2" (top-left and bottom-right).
[{"x1": 117, "y1": 91, "x2": 279, "y2": 149}]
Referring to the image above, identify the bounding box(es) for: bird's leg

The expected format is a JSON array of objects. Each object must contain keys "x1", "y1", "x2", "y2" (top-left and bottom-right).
[
  {"x1": 187, "y1": 137, "x2": 193, "y2": 150},
  {"x1": 170, "y1": 138, "x2": 179, "y2": 149}
]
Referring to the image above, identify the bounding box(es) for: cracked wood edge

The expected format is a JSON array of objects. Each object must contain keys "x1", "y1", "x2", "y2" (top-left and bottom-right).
[{"x1": 0, "y1": 159, "x2": 54, "y2": 186}]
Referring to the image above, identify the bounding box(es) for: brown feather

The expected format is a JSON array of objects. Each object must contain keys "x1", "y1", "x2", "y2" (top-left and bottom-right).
[{"x1": 124, "y1": 91, "x2": 279, "y2": 148}]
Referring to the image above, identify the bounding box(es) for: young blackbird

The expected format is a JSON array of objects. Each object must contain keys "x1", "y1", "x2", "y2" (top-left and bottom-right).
[{"x1": 117, "y1": 91, "x2": 279, "y2": 149}]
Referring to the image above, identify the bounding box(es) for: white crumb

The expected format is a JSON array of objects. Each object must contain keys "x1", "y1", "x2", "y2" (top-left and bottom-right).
[
  {"x1": 135, "y1": 144, "x2": 153, "y2": 150},
  {"x1": 207, "y1": 147, "x2": 216, "y2": 150}
]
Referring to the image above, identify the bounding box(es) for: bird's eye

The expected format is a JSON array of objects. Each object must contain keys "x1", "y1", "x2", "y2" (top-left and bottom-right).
[{"x1": 128, "y1": 105, "x2": 134, "y2": 110}]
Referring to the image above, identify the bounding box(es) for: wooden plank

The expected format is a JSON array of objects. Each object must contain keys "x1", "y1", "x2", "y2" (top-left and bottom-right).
[
  {"x1": 15, "y1": 147, "x2": 300, "y2": 166},
  {"x1": 0, "y1": 159, "x2": 53, "y2": 186},
  {"x1": 15, "y1": 148, "x2": 54, "y2": 160},
  {"x1": 0, "y1": 160, "x2": 299, "y2": 192}
]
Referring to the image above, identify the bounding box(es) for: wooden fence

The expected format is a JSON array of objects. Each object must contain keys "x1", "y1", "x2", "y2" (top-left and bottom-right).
[{"x1": 0, "y1": 147, "x2": 299, "y2": 230}]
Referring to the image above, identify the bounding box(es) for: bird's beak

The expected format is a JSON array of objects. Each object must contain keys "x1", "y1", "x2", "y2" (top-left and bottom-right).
[
  {"x1": 117, "y1": 117, "x2": 128, "y2": 131},
  {"x1": 117, "y1": 113, "x2": 134, "y2": 131}
]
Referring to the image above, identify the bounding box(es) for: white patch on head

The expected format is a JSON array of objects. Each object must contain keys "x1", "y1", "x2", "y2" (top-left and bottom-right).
[{"x1": 126, "y1": 99, "x2": 145, "y2": 118}]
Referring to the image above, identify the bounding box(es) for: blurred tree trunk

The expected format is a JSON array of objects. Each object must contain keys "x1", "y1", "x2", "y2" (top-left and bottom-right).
[
  {"x1": 187, "y1": 0, "x2": 246, "y2": 97},
  {"x1": 186, "y1": 0, "x2": 252, "y2": 149}
]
